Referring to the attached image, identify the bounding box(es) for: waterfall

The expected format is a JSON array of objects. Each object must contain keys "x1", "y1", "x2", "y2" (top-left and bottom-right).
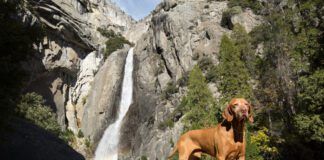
[{"x1": 94, "y1": 48, "x2": 134, "y2": 160}]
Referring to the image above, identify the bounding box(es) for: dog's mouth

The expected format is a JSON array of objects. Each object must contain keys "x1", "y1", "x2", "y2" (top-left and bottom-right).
[
  {"x1": 238, "y1": 112, "x2": 248, "y2": 121},
  {"x1": 239, "y1": 112, "x2": 248, "y2": 121}
]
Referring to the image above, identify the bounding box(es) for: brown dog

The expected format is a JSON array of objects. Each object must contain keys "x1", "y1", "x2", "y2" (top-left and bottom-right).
[{"x1": 168, "y1": 98, "x2": 253, "y2": 160}]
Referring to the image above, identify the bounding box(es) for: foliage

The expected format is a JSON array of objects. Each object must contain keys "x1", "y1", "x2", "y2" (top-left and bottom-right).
[
  {"x1": 198, "y1": 56, "x2": 213, "y2": 71},
  {"x1": 250, "y1": 128, "x2": 279, "y2": 159},
  {"x1": 246, "y1": 131, "x2": 263, "y2": 160},
  {"x1": 140, "y1": 156, "x2": 148, "y2": 160},
  {"x1": 244, "y1": 0, "x2": 324, "y2": 159},
  {"x1": 77, "y1": 130, "x2": 84, "y2": 138},
  {"x1": 17, "y1": 93, "x2": 77, "y2": 145},
  {"x1": 98, "y1": 27, "x2": 133, "y2": 59},
  {"x1": 97, "y1": 27, "x2": 116, "y2": 38},
  {"x1": 158, "y1": 118, "x2": 174, "y2": 130},
  {"x1": 180, "y1": 65, "x2": 221, "y2": 131},
  {"x1": 162, "y1": 81, "x2": 178, "y2": 100},
  {"x1": 105, "y1": 35, "x2": 132, "y2": 59},
  {"x1": 59, "y1": 129, "x2": 75, "y2": 144},
  {"x1": 232, "y1": 24, "x2": 257, "y2": 76},
  {"x1": 177, "y1": 72, "x2": 189, "y2": 87},
  {"x1": 17, "y1": 93, "x2": 61, "y2": 135},
  {"x1": 294, "y1": 69, "x2": 324, "y2": 142},
  {"x1": 213, "y1": 35, "x2": 253, "y2": 100},
  {"x1": 85, "y1": 136, "x2": 91, "y2": 148},
  {"x1": 228, "y1": 0, "x2": 263, "y2": 14}
]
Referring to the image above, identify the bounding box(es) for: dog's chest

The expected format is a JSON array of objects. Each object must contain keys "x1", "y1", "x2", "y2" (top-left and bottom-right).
[{"x1": 226, "y1": 142, "x2": 243, "y2": 159}]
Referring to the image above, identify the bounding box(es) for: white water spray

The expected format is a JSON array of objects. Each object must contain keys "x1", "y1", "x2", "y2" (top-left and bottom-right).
[{"x1": 94, "y1": 48, "x2": 134, "y2": 160}]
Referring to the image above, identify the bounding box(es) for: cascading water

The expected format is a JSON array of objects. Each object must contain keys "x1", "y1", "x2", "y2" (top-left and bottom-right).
[{"x1": 94, "y1": 48, "x2": 134, "y2": 160}]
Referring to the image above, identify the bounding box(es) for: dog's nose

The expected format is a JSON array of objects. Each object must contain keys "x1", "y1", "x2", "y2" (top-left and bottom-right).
[{"x1": 241, "y1": 109, "x2": 247, "y2": 114}]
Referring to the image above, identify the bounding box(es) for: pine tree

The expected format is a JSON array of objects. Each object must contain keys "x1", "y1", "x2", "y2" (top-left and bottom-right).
[
  {"x1": 216, "y1": 35, "x2": 253, "y2": 100},
  {"x1": 181, "y1": 65, "x2": 221, "y2": 130}
]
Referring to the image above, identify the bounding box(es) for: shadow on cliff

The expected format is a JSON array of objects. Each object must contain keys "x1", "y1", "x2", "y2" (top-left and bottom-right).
[{"x1": 0, "y1": 117, "x2": 85, "y2": 160}]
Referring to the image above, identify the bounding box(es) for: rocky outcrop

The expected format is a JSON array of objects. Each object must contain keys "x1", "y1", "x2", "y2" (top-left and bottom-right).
[
  {"x1": 231, "y1": 8, "x2": 263, "y2": 33},
  {"x1": 119, "y1": 0, "x2": 262, "y2": 159},
  {"x1": 81, "y1": 47, "x2": 129, "y2": 147}
]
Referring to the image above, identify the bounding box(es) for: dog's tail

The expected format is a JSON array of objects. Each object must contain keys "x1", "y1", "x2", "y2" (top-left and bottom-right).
[{"x1": 167, "y1": 146, "x2": 178, "y2": 160}]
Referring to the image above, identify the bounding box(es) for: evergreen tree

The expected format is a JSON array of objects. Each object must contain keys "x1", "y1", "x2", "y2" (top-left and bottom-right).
[
  {"x1": 181, "y1": 65, "x2": 221, "y2": 130},
  {"x1": 215, "y1": 35, "x2": 253, "y2": 100}
]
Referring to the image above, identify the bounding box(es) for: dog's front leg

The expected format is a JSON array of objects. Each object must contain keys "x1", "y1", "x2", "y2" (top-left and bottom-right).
[
  {"x1": 216, "y1": 155, "x2": 225, "y2": 160},
  {"x1": 238, "y1": 155, "x2": 245, "y2": 160}
]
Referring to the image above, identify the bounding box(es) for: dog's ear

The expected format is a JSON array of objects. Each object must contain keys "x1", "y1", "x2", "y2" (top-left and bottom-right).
[
  {"x1": 248, "y1": 103, "x2": 254, "y2": 123},
  {"x1": 222, "y1": 104, "x2": 233, "y2": 122}
]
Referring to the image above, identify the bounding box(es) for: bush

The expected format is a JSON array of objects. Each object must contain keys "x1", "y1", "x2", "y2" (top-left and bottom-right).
[
  {"x1": 77, "y1": 130, "x2": 84, "y2": 138},
  {"x1": 177, "y1": 72, "x2": 189, "y2": 87},
  {"x1": 60, "y1": 129, "x2": 75, "y2": 144},
  {"x1": 85, "y1": 136, "x2": 91, "y2": 148},
  {"x1": 97, "y1": 27, "x2": 133, "y2": 59},
  {"x1": 198, "y1": 57, "x2": 213, "y2": 71},
  {"x1": 228, "y1": 0, "x2": 263, "y2": 14},
  {"x1": 250, "y1": 128, "x2": 279, "y2": 159},
  {"x1": 17, "y1": 92, "x2": 78, "y2": 145},
  {"x1": 140, "y1": 156, "x2": 148, "y2": 160},
  {"x1": 17, "y1": 92, "x2": 61, "y2": 135},
  {"x1": 105, "y1": 36, "x2": 132, "y2": 59},
  {"x1": 158, "y1": 118, "x2": 174, "y2": 130},
  {"x1": 162, "y1": 81, "x2": 178, "y2": 100},
  {"x1": 97, "y1": 27, "x2": 116, "y2": 38}
]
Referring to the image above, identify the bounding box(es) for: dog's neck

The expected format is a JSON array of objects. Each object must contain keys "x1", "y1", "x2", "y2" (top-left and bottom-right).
[
  {"x1": 222, "y1": 119, "x2": 245, "y2": 143},
  {"x1": 232, "y1": 119, "x2": 245, "y2": 142}
]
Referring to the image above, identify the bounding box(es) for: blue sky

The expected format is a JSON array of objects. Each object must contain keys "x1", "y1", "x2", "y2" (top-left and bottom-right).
[{"x1": 111, "y1": 0, "x2": 161, "y2": 21}]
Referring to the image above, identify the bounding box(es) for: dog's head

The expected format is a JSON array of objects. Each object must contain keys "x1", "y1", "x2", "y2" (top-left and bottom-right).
[{"x1": 222, "y1": 98, "x2": 253, "y2": 123}]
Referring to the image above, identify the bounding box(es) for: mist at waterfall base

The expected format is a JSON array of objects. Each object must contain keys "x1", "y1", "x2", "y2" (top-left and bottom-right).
[{"x1": 94, "y1": 48, "x2": 134, "y2": 160}]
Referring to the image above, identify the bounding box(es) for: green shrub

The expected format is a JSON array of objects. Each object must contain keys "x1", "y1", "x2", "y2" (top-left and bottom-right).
[
  {"x1": 158, "y1": 118, "x2": 174, "y2": 130},
  {"x1": 206, "y1": 66, "x2": 217, "y2": 82},
  {"x1": 177, "y1": 72, "x2": 189, "y2": 87},
  {"x1": 59, "y1": 129, "x2": 75, "y2": 144},
  {"x1": 85, "y1": 136, "x2": 91, "y2": 148},
  {"x1": 249, "y1": 128, "x2": 279, "y2": 160},
  {"x1": 17, "y1": 92, "x2": 61, "y2": 135},
  {"x1": 162, "y1": 81, "x2": 178, "y2": 100},
  {"x1": 140, "y1": 156, "x2": 148, "y2": 160},
  {"x1": 228, "y1": 0, "x2": 263, "y2": 14},
  {"x1": 77, "y1": 130, "x2": 84, "y2": 138},
  {"x1": 97, "y1": 27, "x2": 116, "y2": 38},
  {"x1": 105, "y1": 36, "x2": 132, "y2": 59},
  {"x1": 17, "y1": 92, "x2": 78, "y2": 145},
  {"x1": 198, "y1": 57, "x2": 213, "y2": 71}
]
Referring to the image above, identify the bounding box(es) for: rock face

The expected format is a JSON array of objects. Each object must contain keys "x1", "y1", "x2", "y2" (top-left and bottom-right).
[
  {"x1": 81, "y1": 47, "x2": 129, "y2": 146},
  {"x1": 22, "y1": 0, "x2": 134, "y2": 134},
  {"x1": 119, "y1": 0, "x2": 262, "y2": 159}
]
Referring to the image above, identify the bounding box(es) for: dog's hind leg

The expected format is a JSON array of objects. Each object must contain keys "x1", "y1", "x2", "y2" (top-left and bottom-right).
[{"x1": 189, "y1": 151, "x2": 202, "y2": 160}]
